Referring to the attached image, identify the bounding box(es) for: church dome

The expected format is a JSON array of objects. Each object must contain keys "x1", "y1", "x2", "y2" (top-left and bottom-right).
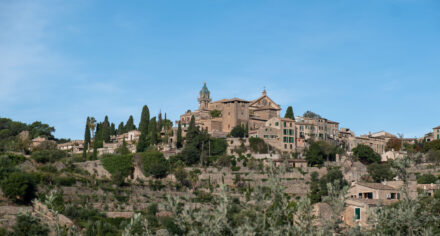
[{"x1": 199, "y1": 82, "x2": 210, "y2": 99}]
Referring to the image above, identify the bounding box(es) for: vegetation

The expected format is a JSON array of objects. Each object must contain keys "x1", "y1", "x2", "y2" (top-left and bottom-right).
[
  {"x1": 230, "y1": 124, "x2": 247, "y2": 138},
  {"x1": 303, "y1": 110, "x2": 321, "y2": 119},
  {"x1": 367, "y1": 162, "x2": 395, "y2": 182},
  {"x1": 13, "y1": 213, "x2": 50, "y2": 236},
  {"x1": 1, "y1": 171, "x2": 37, "y2": 204},
  {"x1": 284, "y1": 106, "x2": 295, "y2": 120},
  {"x1": 31, "y1": 149, "x2": 67, "y2": 163},
  {"x1": 305, "y1": 140, "x2": 340, "y2": 166},
  {"x1": 101, "y1": 154, "x2": 133, "y2": 184},
  {"x1": 176, "y1": 121, "x2": 183, "y2": 149},
  {"x1": 352, "y1": 144, "x2": 381, "y2": 164},
  {"x1": 417, "y1": 173, "x2": 437, "y2": 184},
  {"x1": 249, "y1": 137, "x2": 269, "y2": 153},
  {"x1": 0, "y1": 117, "x2": 55, "y2": 153},
  {"x1": 210, "y1": 109, "x2": 222, "y2": 118},
  {"x1": 141, "y1": 150, "x2": 169, "y2": 178},
  {"x1": 386, "y1": 137, "x2": 402, "y2": 151},
  {"x1": 137, "y1": 105, "x2": 150, "y2": 152}
]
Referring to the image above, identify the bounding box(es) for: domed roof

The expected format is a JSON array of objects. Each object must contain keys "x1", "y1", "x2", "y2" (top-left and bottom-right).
[{"x1": 199, "y1": 82, "x2": 210, "y2": 99}]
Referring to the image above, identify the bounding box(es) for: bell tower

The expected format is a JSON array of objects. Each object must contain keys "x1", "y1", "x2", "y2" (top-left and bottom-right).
[{"x1": 198, "y1": 82, "x2": 211, "y2": 110}]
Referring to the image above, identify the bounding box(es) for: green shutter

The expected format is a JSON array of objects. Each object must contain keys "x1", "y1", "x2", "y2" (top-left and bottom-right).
[{"x1": 355, "y1": 208, "x2": 361, "y2": 220}]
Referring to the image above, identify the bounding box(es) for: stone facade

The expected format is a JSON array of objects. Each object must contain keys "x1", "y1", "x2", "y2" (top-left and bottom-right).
[
  {"x1": 344, "y1": 182, "x2": 401, "y2": 228},
  {"x1": 433, "y1": 126, "x2": 440, "y2": 141},
  {"x1": 255, "y1": 117, "x2": 296, "y2": 153},
  {"x1": 179, "y1": 83, "x2": 281, "y2": 137},
  {"x1": 338, "y1": 128, "x2": 387, "y2": 155}
]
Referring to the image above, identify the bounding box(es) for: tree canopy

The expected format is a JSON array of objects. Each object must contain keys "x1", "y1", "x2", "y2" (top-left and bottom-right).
[
  {"x1": 352, "y1": 144, "x2": 381, "y2": 164},
  {"x1": 284, "y1": 106, "x2": 295, "y2": 120}
]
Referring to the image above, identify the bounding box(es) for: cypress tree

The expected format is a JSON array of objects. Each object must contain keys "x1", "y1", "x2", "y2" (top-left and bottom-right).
[
  {"x1": 125, "y1": 115, "x2": 136, "y2": 132},
  {"x1": 83, "y1": 117, "x2": 91, "y2": 158},
  {"x1": 186, "y1": 115, "x2": 197, "y2": 144},
  {"x1": 148, "y1": 117, "x2": 158, "y2": 146},
  {"x1": 110, "y1": 123, "x2": 116, "y2": 135},
  {"x1": 158, "y1": 111, "x2": 163, "y2": 130},
  {"x1": 117, "y1": 122, "x2": 124, "y2": 135},
  {"x1": 284, "y1": 106, "x2": 295, "y2": 120},
  {"x1": 176, "y1": 121, "x2": 183, "y2": 149},
  {"x1": 137, "y1": 105, "x2": 150, "y2": 152},
  {"x1": 102, "y1": 116, "x2": 111, "y2": 143},
  {"x1": 138, "y1": 106, "x2": 150, "y2": 133}
]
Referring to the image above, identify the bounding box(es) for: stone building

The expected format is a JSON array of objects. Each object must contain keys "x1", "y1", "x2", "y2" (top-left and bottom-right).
[
  {"x1": 338, "y1": 128, "x2": 387, "y2": 155},
  {"x1": 254, "y1": 117, "x2": 296, "y2": 153},
  {"x1": 433, "y1": 126, "x2": 440, "y2": 141},
  {"x1": 178, "y1": 83, "x2": 281, "y2": 137},
  {"x1": 57, "y1": 140, "x2": 84, "y2": 154},
  {"x1": 344, "y1": 182, "x2": 400, "y2": 228}
]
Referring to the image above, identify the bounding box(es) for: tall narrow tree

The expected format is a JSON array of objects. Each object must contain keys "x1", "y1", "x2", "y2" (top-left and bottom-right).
[
  {"x1": 110, "y1": 123, "x2": 116, "y2": 135},
  {"x1": 176, "y1": 121, "x2": 183, "y2": 148},
  {"x1": 137, "y1": 105, "x2": 150, "y2": 152},
  {"x1": 284, "y1": 106, "x2": 295, "y2": 120},
  {"x1": 148, "y1": 117, "x2": 158, "y2": 146},
  {"x1": 83, "y1": 117, "x2": 91, "y2": 158},
  {"x1": 125, "y1": 115, "x2": 136, "y2": 132},
  {"x1": 117, "y1": 122, "x2": 124, "y2": 135},
  {"x1": 186, "y1": 115, "x2": 197, "y2": 144},
  {"x1": 102, "y1": 116, "x2": 111, "y2": 142}
]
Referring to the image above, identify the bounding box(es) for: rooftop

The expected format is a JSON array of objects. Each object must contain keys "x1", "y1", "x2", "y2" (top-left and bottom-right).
[{"x1": 357, "y1": 182, "x2": 396, "y2": 190}]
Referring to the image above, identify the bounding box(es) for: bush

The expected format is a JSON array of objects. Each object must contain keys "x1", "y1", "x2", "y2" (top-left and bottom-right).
[
  {"x1": 230, "y1": 125, "x2": 246, "y2": 138},
  {"x1": 31, "y1": 150, "x2": 67, "y2": 163},
  {"x1": 141, "y1": 151, "x2": 169, "y2": 178},
  {"x1": 210, "y1": 138, "x2": 228, "y2": 156},
  {"x1": 54, "y1": 176, "x2": 76, "y2": 186},
  {"x1": 367, "y1": 162, "x2": 395, "y2": 182},
  {"x1": 101, "y1": 154, "x2": 133, "y2": 179},
  {"x1": 352, "y1": 144, "x2": 381, "y2": 164},
  {"x1": 1, "y1": 171, "x2": 36, "y2": 204},
  {"x1": 13, "y1": 213, "x2": 49, "y2": 236},
  {"x1": 249, "y1": 137, "x2": 268, "y2": 154},
  {"x1": 179, "y1": 145, "x2": 200, "y2": 165},
  {"x1": 216, "y1": 155, "x2": 233, "y2": 167},
  {"x1": 417, "y1": 174, "x2": 437, "y2": 184}
]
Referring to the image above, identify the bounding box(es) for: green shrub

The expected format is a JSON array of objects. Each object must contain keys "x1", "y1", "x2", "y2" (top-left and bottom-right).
[
  {"x1": 249, "y1": 137, "x2": 268, "y2": 154},
  {"x1": 352, "y1": 144, "x2": 381, "y2": 164},
  {"x1": 141, "y1": 151, "x2": 169, "y2": 178},
  {"x1": 1, "y1": 171, "x2": 36, "y2": 204},
  {"x1": 417, "y1": 174, "x2": 437, "y2": 184},
  {"x1": 31, "y1": 150, "x2": 67, "y2": 163},
  {"x1": 101, "y1": 154, "x2": 133, "y2": 178},
  {"x1": 13, "y1": 213, "x2": 49, "y2": 236},
  {"x1": 367, "y1": 162, "x2": 395, "y2": 183},
  {"x1": 54, "y1": 176, "x2": 76, "y2": 186}
]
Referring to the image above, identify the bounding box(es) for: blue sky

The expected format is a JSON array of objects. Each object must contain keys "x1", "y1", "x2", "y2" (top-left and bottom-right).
[{"x1": 1, "y1": 0, "x2": 439, "y2": 140}]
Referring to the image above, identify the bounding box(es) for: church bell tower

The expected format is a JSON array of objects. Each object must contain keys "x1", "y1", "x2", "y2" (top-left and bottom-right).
[{"x1": 198, "y1": 82, "x2": 211, "y2": 110}]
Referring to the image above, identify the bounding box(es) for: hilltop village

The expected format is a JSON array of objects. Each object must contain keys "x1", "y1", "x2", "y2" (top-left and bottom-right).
[{"x1": 0, "y1": 83, "x2": 439, "y2": 235}]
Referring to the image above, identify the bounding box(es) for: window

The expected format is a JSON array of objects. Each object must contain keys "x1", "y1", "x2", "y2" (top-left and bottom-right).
[
  {"x1": 275, "y1": 122, "x2": 279, "y2": 126},
  {"x1": 284, "y1": 144, "x2": 287, "y2": 149},
  {"x1": 290, "y1": 144, "x2": 293, "y2": 149},
  {"x1": 355, "y1": 208, "x2": 361, "y2": 220}
]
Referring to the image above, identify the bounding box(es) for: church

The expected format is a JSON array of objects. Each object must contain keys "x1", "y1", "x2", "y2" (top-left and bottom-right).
[{"x1": 179, "y1": 83, "x2": 282, "y2": 137}]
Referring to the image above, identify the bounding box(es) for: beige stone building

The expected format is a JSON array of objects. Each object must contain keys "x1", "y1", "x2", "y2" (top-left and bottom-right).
[
  {"x1": 433, "y1": 126, "x2": 440, "y2": 141},
  {"x1": 254, "y1": 117, "x2": 296, "y2": 153},
  {"x1": 338, "y1": 128, "x2": 387, "y2": 155},
  {"x1": 179, "y1": 83, "x2": 281, "y2": 137},
  {"x1": 344, "y1": 182, "x2": 400, "y2": 228},
  {"x1": 57, "y1": 140, "x2": 84, "y2": 154}
]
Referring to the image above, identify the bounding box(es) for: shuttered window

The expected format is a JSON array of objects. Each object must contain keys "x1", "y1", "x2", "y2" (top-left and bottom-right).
[{"x1": 355, "y1": 208, "x2": 361, "y2": 220}]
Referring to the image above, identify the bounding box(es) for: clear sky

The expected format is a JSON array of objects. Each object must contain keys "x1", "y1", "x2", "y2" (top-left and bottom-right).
[{"x1": 1, "y1": 0, "x2": 439, "y2": 140}]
